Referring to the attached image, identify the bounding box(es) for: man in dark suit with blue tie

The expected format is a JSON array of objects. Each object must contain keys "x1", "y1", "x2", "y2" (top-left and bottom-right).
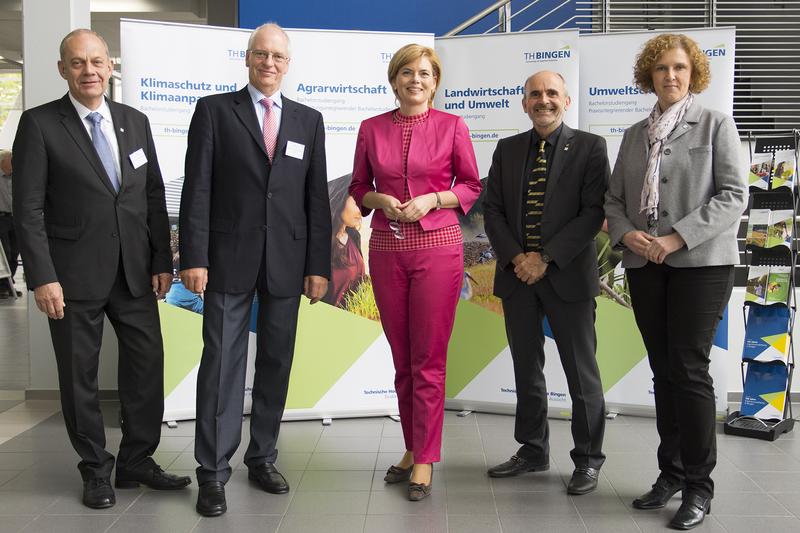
[
  {"x1": 483, "y1": 71, "x2": 608, "y2": 495},
  {"x1": 179, "y1": 23, "x2": 331, "y2": 517},
  {"x1": 12, "y1": 29, "x2": 190, "y2": 510}
]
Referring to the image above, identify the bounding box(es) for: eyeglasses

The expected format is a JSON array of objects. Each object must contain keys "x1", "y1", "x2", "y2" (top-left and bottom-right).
[
  {"x1": 248, "y1": 50, "x2": 289, "y2": 64},
  {"x1": 388, "y1": 220, "x2": 405, "y2": 240}
]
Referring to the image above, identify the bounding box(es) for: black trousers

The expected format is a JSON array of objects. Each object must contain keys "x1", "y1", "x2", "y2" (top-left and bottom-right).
[
  {"x1": 0, "y1": 213, "x2": 18, "y2": 279},
  {"x1": 194, "y1": 288, "x2": 300, "y2": 484},
  {"x1": 48, "y1": 266, "x2": 164, "y2": 481},
  {"x1": 626, "y1": 262, "x2": 734, "y2": 498},
  {"x1": 501, "y1": 277, "x2": 606, "y2": 469}
]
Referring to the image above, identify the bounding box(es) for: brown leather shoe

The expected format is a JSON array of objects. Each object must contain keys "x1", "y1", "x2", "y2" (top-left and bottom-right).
[
  {"x1": 407, "y1": 469, "x2": 433, "y2": 501},
  {"x1": 384, "y1": 464, "x2": 413, "y2": 484}
]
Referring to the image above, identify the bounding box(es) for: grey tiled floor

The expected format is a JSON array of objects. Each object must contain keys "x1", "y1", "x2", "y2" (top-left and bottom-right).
[
  {"x1": 0, "y1": 407, "x2": 799, "y2": 532},
  {"x1": 0, "y1": 268, "x2": 29, "y2": 391}
]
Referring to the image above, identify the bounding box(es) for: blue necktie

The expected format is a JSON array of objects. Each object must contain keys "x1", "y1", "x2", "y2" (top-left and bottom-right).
[{"x1": 86, "y1": 112, "x2": 120, "y2": 193}]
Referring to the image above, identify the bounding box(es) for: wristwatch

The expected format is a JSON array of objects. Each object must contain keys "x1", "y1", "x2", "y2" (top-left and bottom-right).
[{"x1": 540, "y1": 252, "x2": 553, "y2": 264}]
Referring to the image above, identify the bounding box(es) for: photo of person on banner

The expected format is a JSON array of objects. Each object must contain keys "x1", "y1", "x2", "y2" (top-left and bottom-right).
[
  {"x1": 604, "y1": 33, "x2": 747, "y2": 530},
  {"x1": 323, "y1": 174, "x2": 366, "y2": 308}
]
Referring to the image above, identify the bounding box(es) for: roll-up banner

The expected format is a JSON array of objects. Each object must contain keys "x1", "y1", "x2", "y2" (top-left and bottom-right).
[
  {"x1": 121, "y1": 19, "x2": 433, "y2": 421},
  {"x1": 579, "y1": 27, "x2": 736, "y2": 164},
  {"x1": 436, "y1": 27, "x2": 735, "y2": 416},
  {"x1": 121, "y1": 20, "x2": 737, "y2": 422},
  {"x1": 579, "y1": 27, "x2": 736, "y2": 415}
]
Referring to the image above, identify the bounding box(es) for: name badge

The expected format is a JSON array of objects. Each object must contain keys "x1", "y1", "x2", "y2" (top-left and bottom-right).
[
  {"x1": 285, "y1": 141, "x2": 305, "y2": 160},
  {"x1": 129, "y1": 148, "x2": 147, "y2": 169}
]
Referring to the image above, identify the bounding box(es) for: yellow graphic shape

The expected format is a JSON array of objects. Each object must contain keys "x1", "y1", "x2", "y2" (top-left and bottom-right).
[
  {"x1": 760, "y1": 391, "x2": 786, "y2": 413},
  {"x1": 762, "y1": 333, "x2": 788, "y2": 356}
]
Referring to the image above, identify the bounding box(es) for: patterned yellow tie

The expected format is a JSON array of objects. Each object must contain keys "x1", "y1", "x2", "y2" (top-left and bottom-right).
[{"x1": 524, "y1": 139, "x2": 547, "y2": 251}]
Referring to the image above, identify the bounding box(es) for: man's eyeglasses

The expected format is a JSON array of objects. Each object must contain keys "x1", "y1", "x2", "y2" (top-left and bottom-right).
[
  {"x1": 248, "y1": 50, "x2": 289, "y2": 64},
  {"x1": 388, "y1": 220, "x2": 405, "y2": 240}
]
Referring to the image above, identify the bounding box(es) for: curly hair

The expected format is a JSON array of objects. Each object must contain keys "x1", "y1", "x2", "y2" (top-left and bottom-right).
[
  {"x1": 633, "y1": 33, "x2": 710, "y2": 94},
  {"x1": 387, "y1": 43, "x2": 441, "y2": 105}
]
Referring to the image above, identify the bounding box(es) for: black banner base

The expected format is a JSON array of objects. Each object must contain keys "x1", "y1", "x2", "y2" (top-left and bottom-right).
[{"x1": 724, "y1": 411, "x2": 795, "y2": 441}]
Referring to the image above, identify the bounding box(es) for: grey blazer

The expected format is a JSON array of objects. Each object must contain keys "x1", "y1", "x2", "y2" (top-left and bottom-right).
[{"x1": 604, "y1": 102, "x2": 747, "y2": 268}]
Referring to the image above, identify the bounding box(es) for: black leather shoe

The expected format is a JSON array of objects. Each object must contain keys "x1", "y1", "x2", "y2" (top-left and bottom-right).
[
  {"x1": 115, "y1": 465, "x2": 192, "y2": 490},
  {"x1": 248, "y1": 463, "x2": 289, "y2": 494},
  {"x1": 83, "y1": 477, "x2": 115, "y2": 509},
  {"x1": 633, "y1": 477, "x2": 683, "y2": 510},
  {"x1": 197, "y1": 481, "x2": 226, "y2": 517},
  {"x1": 567, "y1": 467, "x2": 599, "y2": 495},
  {"x1": 487, "y1": 455, "x2": 550, "y2": 478},
  {"x1": 669, "y1": 493, "x2": 711, "y2": 530},
  {"x1": 384, "y1": 464, "x2": 413, "y2": 484}
]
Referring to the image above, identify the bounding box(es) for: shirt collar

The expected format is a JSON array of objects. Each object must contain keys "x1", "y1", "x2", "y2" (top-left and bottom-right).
[
  {"x1": 533, "y1": 123, "x2": 563, "y2": 147},
  {"x1": 68, "y1": 93, "x2": 112, "y2": 123},
  {"x1": 248, "y1": 84, "x2": 282, "y2": 109}
]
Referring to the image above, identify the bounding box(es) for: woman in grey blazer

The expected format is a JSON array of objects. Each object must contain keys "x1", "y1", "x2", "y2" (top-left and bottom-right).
[{"x1": 605, "y1": 34, "x2": 747, "y2": 530}]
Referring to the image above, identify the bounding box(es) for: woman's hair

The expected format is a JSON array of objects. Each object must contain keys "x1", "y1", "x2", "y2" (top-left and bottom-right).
[
  {"x1": 327, "y1": 174, "x2": 362, "y2": 268},
  {"x1": 387, "y1": 43, "x2": 442, "y2": 105},
  {"x1": 633, "y1": 33, "x2": 711, "y2": 94}
]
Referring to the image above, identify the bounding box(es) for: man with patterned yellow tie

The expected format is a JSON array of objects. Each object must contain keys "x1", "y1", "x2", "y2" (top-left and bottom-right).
[
  {"x1": 483, "y1": 70, "x2": 609, "y2": 495},
  {"x1": 179, "y1": 23, "x2": 330, "y2": 516}
]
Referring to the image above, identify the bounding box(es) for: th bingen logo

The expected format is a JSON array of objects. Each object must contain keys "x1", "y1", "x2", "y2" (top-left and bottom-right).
[
  {"x1": 227, "y1": 49, "x2": 246, "y2": 60},
  {"x1": 703, "y1": 44, "x2": 726, "y2": 58},
  {"x1": 379, "y1": 52, "x2": 393, "y2": 63},
  {"x1": 524, "y1": 45, "x2": 571, "y2": 63}
]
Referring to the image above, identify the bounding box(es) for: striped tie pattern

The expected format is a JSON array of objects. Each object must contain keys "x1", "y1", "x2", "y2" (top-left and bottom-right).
[
  {"x1": 523, "y1": 139, "x2": 547, "y2": 251},
  {"x1": 260, "y1": 97, "x2": 277, "y2": 161}
]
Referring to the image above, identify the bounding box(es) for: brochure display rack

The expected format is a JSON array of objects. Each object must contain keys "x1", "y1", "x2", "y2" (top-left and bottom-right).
[{"x1": 725, "y1": 131, "x2": 799, "y2": 441}]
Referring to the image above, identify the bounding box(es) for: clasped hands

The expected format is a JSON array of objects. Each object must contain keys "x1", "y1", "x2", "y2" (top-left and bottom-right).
[
  {"x1": 379, "y1": 193, "x2": 437, "y2": 223},
  {"x1": 180, "y1": 267, "x2": 328, "y2": 304},
  {"x1": 512, "y1": 252, "x2": 548, "y2": 285},
  {"x1": 622, "y1": 230, "x2": 685, "y2": 264}
]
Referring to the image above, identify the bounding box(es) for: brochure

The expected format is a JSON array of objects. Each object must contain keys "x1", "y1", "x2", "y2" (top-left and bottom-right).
[
  {"x1": 746, "y1": 209, "x2": 770, "y2": 248},
  {"x1": 741, "y1": 362, "x2": 789, "y2": 419},
  {"x1": 742, "y1": 305, "x2": 791, "y2": 363},
  {"x1": 745, "y1": 266, "x2": 770, "y2": 305},
  {"x1": 771, "y1": 150, "x2": 797, "y2": 191},
  {"x1": 748, "y1": 153, "x2": 772, "y2": 190},
  {"x1": 766, "y1": 266, "x2": 791, "y2": 305},
  {"x1": 765, "y1": 209, "x2": 794, "y2": 249}
]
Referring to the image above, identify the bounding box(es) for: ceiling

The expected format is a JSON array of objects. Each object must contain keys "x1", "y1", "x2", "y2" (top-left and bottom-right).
[{"x1": 0, "y1": 0, "x2": 209, "y2": 70}]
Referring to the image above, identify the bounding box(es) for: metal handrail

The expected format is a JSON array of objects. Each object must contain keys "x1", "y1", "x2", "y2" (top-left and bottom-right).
[
  {"x1": 444, "y1": 0, "x2": 511, "y2": 36},
  {"x1": 445, "y1": 0, "x2": 576, "y2": 36},
  {"x1": 482, "y1": 0, "x2": 545, "y2": 34}
]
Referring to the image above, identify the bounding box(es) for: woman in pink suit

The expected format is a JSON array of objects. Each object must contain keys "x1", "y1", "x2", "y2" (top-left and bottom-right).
[{"x1": 349, "y1": 43, "x2": 481, "y2": 501}]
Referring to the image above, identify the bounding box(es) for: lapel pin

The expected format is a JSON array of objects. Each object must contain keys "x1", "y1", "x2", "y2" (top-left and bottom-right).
[
  {"x1": 564, "y1": 144, "x2": 570, "y2": 151},
  {"x1": 119, "y1": 127, "x2": 125, "y2": 133}
]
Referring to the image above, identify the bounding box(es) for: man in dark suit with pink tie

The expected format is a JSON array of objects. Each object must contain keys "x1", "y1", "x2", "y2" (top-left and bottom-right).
[{"x1": 179, "y1": 23, "x2": 331, "y2": 517}]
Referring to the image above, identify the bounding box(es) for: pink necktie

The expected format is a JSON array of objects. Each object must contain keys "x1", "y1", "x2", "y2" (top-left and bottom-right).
[{"x1": 260, "y1": 97, "x2": 277, "y2": 161}]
